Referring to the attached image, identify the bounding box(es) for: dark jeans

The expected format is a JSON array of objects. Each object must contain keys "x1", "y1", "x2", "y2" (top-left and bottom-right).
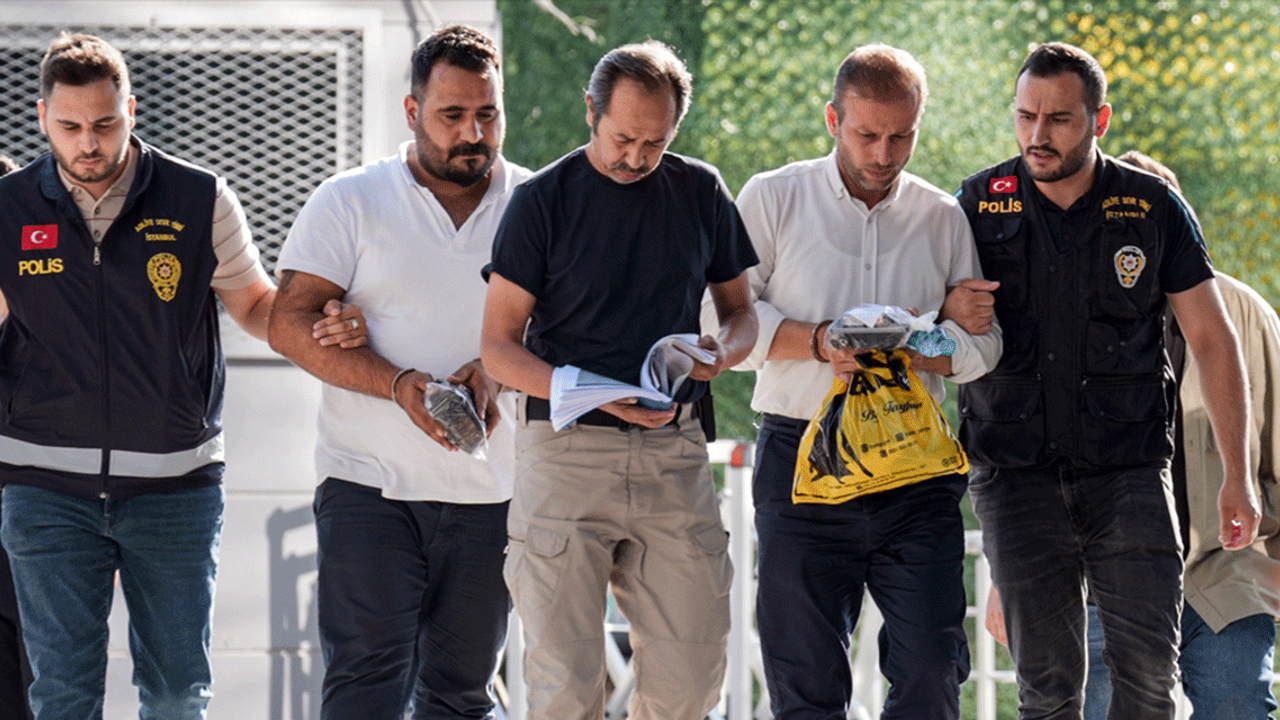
[
  {"x1": 313, "y1": 478, "x2": 510, "y2": 720},
  {"x1": 970, "y1": 463, "x2": 1183, "y2": 720},
  {"x1": 1084, "y1": 603, "x2": 1278, "y2": 720},
  {"x1": 754, "y1": 414, "x2": 970, "y2": 720},
  {"x1": 1, "y1": 483, "x2": 223, "y2": 720}
]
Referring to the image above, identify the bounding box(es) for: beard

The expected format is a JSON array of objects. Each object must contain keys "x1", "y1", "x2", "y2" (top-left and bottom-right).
[
  {"x1": 416, "y1": 138, "x2": 496, "y2": 188},
  {"x1": 835, "y1": 148, "x2": 906, "y2": 201},
  {"x1": 851, "y1": 165, "x2": 901, "y2": 192},
  {"x1": 1021, "y1": 133, "x2": 1092, "y2": 183},
  {"x1": 51, "y1": 142, "x2": 128, "y2": 186}
]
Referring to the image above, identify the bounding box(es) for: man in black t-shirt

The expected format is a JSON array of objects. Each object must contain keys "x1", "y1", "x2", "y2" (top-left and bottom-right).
[{"x1": 482, "y1": 40, "x2": 758, "y2": 720}]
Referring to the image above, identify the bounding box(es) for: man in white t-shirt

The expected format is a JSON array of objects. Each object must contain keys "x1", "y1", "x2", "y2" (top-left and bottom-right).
[{"x1": 268, "y1": 25, "x2": 531, "y2": 720}]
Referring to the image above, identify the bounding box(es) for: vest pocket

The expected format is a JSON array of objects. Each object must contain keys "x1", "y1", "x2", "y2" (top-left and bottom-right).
[
  {"x1": 975, "y1": 216, "x2": 1029, "y2": 309},
  {"x1": 959, "y1": 378, "x2": 1044, "y2": 468},
  {"x1": 3, "y1": 345, "x2": 79, "y2": 436},
  {"x1": 1095, "y1": 219, "x2": 1160, "y2": 319},
  {"x1": 991, "y1": 319, "x2": 1038, "y2": 375},
  {"x1": 1085, "y1": 318, "x2": 1164, "y2": 375},
  {"x1": 1079, "y1": 377, "x2": 1171, "y2": 467}
]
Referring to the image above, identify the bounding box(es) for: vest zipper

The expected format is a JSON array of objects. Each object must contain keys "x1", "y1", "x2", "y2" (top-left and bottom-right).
[{"x1": 95, "y1": 236, "x2": 111, "y2": 498}]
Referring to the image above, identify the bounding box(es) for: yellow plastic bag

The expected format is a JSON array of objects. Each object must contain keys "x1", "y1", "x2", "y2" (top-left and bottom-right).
[{"x1": 793, "y1": 350, "x2": 968, "y2": 504}]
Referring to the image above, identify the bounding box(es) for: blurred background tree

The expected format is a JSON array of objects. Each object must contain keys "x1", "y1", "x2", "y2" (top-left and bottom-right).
[{"x1": 496, "y1": 3, "x2": 1280, "y2": 713}]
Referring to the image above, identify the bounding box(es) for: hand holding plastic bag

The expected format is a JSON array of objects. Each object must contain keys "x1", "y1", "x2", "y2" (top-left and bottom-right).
[
  {"x1": 422, "y1": 382, "x2": 488, "y2": 459},
  {"x1": 793, "y1": 350, "x2": 967, "y2": 504},
  {"x1": 824, "y1": 304, "x2": 957, "y2": 357}
]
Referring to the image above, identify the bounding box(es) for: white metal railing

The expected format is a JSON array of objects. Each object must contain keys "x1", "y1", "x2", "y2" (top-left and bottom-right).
[{"x1": 501, "y1": 439, "x2": 1197, "y2": 720}]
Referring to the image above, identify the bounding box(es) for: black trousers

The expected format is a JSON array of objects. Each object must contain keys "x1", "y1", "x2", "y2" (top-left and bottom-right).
[
  {"x1": 753, "y1": 414, "x2": 970, "y2": 720},
  {"x1": 313, "y1": 478, "x2": 510, "y2": 720}
]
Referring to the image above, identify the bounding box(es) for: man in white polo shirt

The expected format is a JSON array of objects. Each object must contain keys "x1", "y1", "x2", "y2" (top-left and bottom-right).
[{"x1": 268, "y1": 25, "x2": 530, "y2": 720}]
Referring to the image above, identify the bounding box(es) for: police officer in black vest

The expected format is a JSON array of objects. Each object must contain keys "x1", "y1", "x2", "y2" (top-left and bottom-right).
[
  {"x1": 957, "y1": 42, "x2": 1259, "y2": 720},
  {"x1": 0, "y1": 34, "x2": 359, "y2": 719}
]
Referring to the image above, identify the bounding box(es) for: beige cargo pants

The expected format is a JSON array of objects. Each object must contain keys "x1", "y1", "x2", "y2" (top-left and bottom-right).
[{"x1": 505, "y1": 398, "x2": 732, "y2": 720}]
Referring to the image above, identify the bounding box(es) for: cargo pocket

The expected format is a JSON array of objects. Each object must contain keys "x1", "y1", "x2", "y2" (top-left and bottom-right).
[
  {"x1": 692, "y1": 526, "x2": 733, "y2": 599},
  {"x1": 1094, "y1": 218, "x2": 1160, "y2": 320},
  {"x1": 504, "y1": 524, "x2": 569, "y2": 630}
]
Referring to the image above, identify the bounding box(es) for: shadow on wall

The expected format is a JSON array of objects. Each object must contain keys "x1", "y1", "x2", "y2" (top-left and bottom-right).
[{"x1": 268, "y1": 505, "x2": 321, "y2": 720}]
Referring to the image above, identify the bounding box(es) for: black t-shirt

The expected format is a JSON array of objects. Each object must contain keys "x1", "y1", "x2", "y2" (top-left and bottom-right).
[{"x1": 489, "y1": 148, "x2": 758, "y2": 385}]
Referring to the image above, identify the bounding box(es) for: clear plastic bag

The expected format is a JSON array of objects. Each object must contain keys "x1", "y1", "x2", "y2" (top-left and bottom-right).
[
  {"x1": 422, "y1": 381, "x2": 488, "y2": 459},
  {"x1": 825, "y1": 304, "x2": 956, "y2": 357}
]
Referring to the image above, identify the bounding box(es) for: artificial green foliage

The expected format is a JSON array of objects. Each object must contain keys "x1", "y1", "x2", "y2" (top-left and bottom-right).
[
  {"x1": 499, "y1": 0, "x2": 1280, "y2": 307},
  {"x1": 498, "y1": 0, "x2": 1280, "y2": 454}
]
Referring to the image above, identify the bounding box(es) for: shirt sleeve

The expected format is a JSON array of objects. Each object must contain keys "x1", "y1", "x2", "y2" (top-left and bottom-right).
[
  {"x1": 210, "y1": 178, "x2": 271, "y2": 290},
  {"x1": 1159, "y1": 188, "x2": 1215, "y2": 295},
  {"x1": 733, "y1": 173, "x2": 784, "y2": 372},
  {"x1": 272, "y1": 178, "x2": 358, "y2": 290},
  {"x1": 488, "y1": 183, "x2": 548, "y2": 296},
  {"x1": 936, "y1": 202, "x2": 1002, "y2": 384},
  {"x1": 705, "y1": 168, "x2": 759, "y2": 285}
]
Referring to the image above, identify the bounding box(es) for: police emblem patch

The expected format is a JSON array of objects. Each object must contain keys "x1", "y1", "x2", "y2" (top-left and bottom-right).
[
  {"x1": 1114, "y1": 245, "x2": 1145, "y2": 288},
  {"x1": 147, "y1": 253, "x2": 181, "y2": 301}
]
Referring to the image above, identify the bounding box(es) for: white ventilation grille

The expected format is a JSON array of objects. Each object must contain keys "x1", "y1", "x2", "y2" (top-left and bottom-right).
[{"x1": 0, "y1": 23, "x2": 365, "y2": 273}]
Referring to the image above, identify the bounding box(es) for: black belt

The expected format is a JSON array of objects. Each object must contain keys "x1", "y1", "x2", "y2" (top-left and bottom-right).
[{"x1": 525, "y1": 395, "x2": 696, "y2": 430}]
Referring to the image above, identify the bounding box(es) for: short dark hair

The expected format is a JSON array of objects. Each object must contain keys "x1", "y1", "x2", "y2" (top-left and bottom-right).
[
  {"x1": 0, "y1": 155, "x2": 18, "y2": 176},
  {"x1": 586, "y1": 40, "x2": 692, "y2": 128},
  {"x1": 40, "y1": 33, "x2": 130, "y2": 99},
  {"x1": 1117, "y1": 150, "x2": 1181, "y2": 193},
  {"x1": 409, "y1": 25, "x2": 501, "y2": 100},
  {"x1": 832, "y1": 44, "x2": 928, "y2": 118},
  {"x1": 1018, "y1": 42, "x2": 1107, "y2": 112}
]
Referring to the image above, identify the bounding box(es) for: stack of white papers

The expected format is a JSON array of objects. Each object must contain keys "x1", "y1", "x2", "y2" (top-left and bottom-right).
[{"x1": 547, "y1": 334, "x2": 716, "y2": 431}]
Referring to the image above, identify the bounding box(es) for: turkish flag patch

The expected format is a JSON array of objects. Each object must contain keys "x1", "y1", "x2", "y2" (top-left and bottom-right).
[
  {"x1": 22, "y1": 225, "x2": 58, "y2": 251},
  {"x1": 988, "y1": 176, "x2": 1018, "y2": 194}
]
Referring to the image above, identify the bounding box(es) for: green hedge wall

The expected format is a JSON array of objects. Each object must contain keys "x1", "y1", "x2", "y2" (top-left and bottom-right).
[{"x1": 498, "y1": 0, "x2": 1280, "y2": 440}]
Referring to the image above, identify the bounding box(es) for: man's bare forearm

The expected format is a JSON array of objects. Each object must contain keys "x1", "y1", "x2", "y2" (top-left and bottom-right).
[{"x1": 268, "y1": 270, "x2": 400, "y2": 398}]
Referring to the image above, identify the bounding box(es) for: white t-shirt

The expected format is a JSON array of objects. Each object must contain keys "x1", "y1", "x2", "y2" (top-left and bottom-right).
[
  {"x1": 731, "y1": 152, "x2": 1003, "y2": 417},
  {"x1": 276, "y1": 142, "x2": 532, "y2": 502}
]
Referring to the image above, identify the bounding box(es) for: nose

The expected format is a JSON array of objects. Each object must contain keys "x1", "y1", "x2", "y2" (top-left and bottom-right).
[
  {"x1": 1028, "y1": 118, "x2": 1047, "y2": 146},
  {"x1": 78, "y1": 128, "x2": 99, "y2": 153},
  {"x1": 460, "y1": 116, "x2": 483, "y2": 143},
  {"x1": 623, "y1": 145, "x2": 646, "y2": 170},
  {"x1": 871, "y1": 138, "x2": 891, "y2": 166}
]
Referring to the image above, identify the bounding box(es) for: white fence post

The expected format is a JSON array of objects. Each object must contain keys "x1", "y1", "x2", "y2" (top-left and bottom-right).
[{"x1": 719, "y1": 440, "x2": 757, "y2": 720}]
